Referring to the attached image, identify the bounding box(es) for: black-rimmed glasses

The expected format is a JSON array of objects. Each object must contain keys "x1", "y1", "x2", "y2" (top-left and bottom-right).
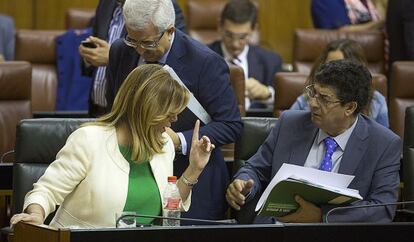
[
  {"x1": 305, "y1": 84, "x2": 341, "y2": 107},
  {"x1": 124, "y1": 31, "x2": 165, "y2": 50}
]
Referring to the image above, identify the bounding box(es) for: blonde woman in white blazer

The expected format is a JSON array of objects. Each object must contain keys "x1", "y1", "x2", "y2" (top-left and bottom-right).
[{"x1": 10, "y1": 64, "x2": 215, "y2": 228}]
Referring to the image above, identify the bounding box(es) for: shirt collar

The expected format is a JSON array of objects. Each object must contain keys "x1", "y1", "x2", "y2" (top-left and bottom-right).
[
  {"x1": 317, "y1": 116, "x2": 359, "y2": 151},
  {"x1": 220, "y1": 42, "x2": 249, "y2": 65},
  {"x1": 140, "y1": 31, "x2": 175, "y2": 65},
  {"x1": 158, "y1": 31, "x2": 175, "y2": 65}
]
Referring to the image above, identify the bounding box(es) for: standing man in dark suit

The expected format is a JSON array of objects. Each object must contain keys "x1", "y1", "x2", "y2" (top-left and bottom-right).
[
  {"x1": 106, "y1": 0, "x2": 242, "y2": 221},
  {"x1": 227, "y1": 60, "x2": 401, "y2": 223},
  {"x1": 386, "y1": 0, "x2": 414, "y2": 80},
  {"x1": 78, "y1": 0, "x2": 186, "y2": 117},
  {"x1": 209, "y1": 0, "x2": 282, "y2": 110}
]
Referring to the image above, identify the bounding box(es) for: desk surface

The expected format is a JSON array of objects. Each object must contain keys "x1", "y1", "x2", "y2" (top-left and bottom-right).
[
  {"x1": 13, "y1": 222, "x2": 414, "y2": 242},
  {"x1": 71, "y1": 223, "x2": 414, "y2": 242}
]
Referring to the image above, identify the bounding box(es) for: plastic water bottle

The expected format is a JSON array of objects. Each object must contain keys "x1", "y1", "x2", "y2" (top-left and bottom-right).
[{"x1": 162, "y1": 176, "x2": 181, "y2": 226}]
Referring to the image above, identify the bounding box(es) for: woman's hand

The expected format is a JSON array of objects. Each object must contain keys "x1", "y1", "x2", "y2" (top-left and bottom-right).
[
  {"x1": 10, "y1": 204, "x2": 45, "y2": 228},
  {"x1": 189, "y1": 120, "x2": 215, "y2": 172},
  {"x1": 10, "y1": 212, "x2": 43, "y2": 228},
  {"x1": 178, "y1": 120, "x2": 215, "y2": 203}
]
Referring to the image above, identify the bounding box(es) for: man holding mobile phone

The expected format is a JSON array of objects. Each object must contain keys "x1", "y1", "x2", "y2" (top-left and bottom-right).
[{"x1": 79, "y1": 0, "x2": 186, "y2": 117}]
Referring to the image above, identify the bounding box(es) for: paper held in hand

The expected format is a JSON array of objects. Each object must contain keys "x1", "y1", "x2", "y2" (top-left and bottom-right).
[{"x1": 255, "y1": 163, "x2": 363, "y2": 217}]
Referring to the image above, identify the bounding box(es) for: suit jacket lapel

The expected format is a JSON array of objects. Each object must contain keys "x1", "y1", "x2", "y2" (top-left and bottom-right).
[
  {"x1": 166, "y1": 30, "x2": 186, "y2": 76},
  {"x1": 247, "y1": 47, "x2": 260, "y2": 79},
  {"x1": 289, "y1": 114, "x2": 318, "y2": 166},
  {"x1": 338, "y1": 114, "x2": 369, "y2": 175}
]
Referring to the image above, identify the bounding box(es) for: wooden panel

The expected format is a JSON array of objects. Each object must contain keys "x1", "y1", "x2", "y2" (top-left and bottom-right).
[
  {"x1": 0, "y1": 0, "x2": 98, "y2": 30},
  {"x1": 257, "y1": 0, "x2": 313, "y2": 63},
  {"x1": 34, "y1": 0, "x2": 99, "y2": 29},
  {"x1": 13, "y1": 223, "x2": 70, "y2": 242},
  {"x1": 0, "y1": 0, "x2": 34, "y2": 29}
]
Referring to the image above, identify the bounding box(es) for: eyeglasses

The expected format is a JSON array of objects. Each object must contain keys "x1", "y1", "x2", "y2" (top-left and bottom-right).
[
  {"x1": 223, "y1": 30, "x2": 250, "y2": 42},
  {"x1": 305, "y1": 84, "x2": 341, "y2": 107},
  {"x1": 124, "y1": 31, "x2": 165, "y2": 50}
]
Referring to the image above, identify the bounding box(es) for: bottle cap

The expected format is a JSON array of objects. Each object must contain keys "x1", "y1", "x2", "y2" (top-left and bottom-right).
[{"x1": 168, "y1": 176, "x2": 177, "y2": 182}]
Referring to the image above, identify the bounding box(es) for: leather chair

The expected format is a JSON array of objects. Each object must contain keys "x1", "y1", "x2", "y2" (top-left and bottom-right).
[
  {"x1": 12, "y1": 118, "x2": 93, "y2": 216},
  {"x1": 229, "y1": 65, "x2": 246, "y2": 116},
  {"x1": 402, "y1": 106, "x2": 414, "y2": 213},
  {"x1": 186, "y1": 0, "x2": 226, "y2": 44},
  {"x1": 273, "y1": 72, "x2": 388, "y2": 117},
  {"x1": 0, "y1": 62, "x2": 32, "y2": 162},
  {"x1": 186, "y1": 0, "x2": 260, "y2": 45},
  {"x1": 389, "y1": 61, "x2": 414, "y2": 139},
  {"x1": 220, "y1": 66, "x2": 245, "y2": 162},
  {"x1": 233, "y1": 117, "x2": 277, "y2": 224},
  {"x1": 293, "y1": 29, "x2": 386, "y2": 75},
  {"x1": 15, "y1": 30, "x2": 63, "y2": 113},
  {"x1": 65, "y1": 8, "x2": 95, "y2": 29}
]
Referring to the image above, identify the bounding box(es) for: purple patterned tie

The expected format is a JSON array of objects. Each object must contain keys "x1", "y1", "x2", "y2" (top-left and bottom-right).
[{"x1": 319, "y1": 137, "x2": 338, "y2": 172}]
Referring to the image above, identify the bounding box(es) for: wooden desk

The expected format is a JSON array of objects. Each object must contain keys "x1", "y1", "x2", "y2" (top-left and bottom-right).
[
  {"x1": 0, "y1": 163, "x2": 13, "y2": 232},
  {"x1": 10, "y1": 222, "x2": 414, "y2": 242}
]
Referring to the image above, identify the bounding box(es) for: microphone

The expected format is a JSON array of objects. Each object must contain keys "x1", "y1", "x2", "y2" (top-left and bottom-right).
[
  {"x1": 115, "y1": 213, "x2": 237, "y2": 227},
  {"x1": 325, "y1": 201, "x2": 414, "y2": 223}
]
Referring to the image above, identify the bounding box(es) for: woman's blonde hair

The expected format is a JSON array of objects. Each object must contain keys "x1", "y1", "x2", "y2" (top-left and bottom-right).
[{"x1": 87, "y1": 64, "x2": 189, "y2": 162}]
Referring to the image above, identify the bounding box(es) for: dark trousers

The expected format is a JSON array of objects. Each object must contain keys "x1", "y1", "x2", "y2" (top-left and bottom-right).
[{"x1": 386, "y1": 0, "x2": 414, "y2": 70}]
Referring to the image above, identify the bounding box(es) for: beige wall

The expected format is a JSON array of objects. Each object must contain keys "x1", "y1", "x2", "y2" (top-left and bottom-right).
[{"x1": 1, "y1": 0, "x2": 313, "y2": 62}]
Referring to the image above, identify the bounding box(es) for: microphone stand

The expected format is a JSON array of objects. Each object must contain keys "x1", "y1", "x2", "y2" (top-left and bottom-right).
[
  {"x1": 325, "y1": 201, "x2": 414, "y2": 223},
  {"x1": 116, "y1": 214, "x2": 237, "y2": 228}
]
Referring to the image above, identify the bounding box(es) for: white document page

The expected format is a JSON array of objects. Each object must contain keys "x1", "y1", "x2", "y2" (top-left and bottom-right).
[
  {"x1": 163, "y1": 65, "x2": 212, "y2": 124},
  {"x1": 255, "y1": 163, "x2": 355, "y2": 212}
]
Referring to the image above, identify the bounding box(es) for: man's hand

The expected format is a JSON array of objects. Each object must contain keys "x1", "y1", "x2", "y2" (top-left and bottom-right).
[
  {"x1": 245, "y1": 78, "x2": 270, "y2": 100},
  {"x1": 277, "y1": 195, "x2": 322, "y2": 223},
  {"x1": 226, "y1": 179, "x2": 254, "y2": 210},
  {"x1": 165, "y1": 127, "x2": 181, "y2": 149},
  {"x1": 79, "y1": 36, "x2": 110, "y2": 67}
]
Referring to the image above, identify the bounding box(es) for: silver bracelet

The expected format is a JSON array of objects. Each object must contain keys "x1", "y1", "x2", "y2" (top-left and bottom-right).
[{"x1": 181, "y1": 174, "x2": 198, "y2": 187}]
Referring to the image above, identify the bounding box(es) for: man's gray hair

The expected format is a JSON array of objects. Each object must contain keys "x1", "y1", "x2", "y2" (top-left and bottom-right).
[{"x1": 123, "y1": 0, "x2": 175, "y2": 31}]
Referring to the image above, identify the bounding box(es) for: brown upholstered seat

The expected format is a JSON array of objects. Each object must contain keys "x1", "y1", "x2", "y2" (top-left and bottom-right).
[
  {"x1": 65, "y1": 8, "x2": 95, "y2": 29},
  {"x1": 273, "y1": 72, "x2": 388, "y2": 118},
  {"x1": 293, "y1": 29, "x2": 386, "y2": 75},
  {"x1": 186, "y1": 0, "x2": 260, "y2": 45},
  {"x1": 187, "y1": 0, "x2": 225, "y2": 44},
  {"x1": 389, "y1": 61, "x2": 414, "y2": 138},
  {"x1": 221, "y1": 65, "x2": 246, "y2": 161},
  {"x1": 0, "y1": 61, "x2": 32, "y2": 161},
  {"x1": 15, "y1": 30, "x2": 63, "y2": 112},
  {"x1": 229, "y1": 65, "x2": 246, "y2": 116}
]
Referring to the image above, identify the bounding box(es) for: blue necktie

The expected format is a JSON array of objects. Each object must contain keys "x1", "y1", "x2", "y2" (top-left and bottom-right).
[{"x1": 319, "y1": 137, "x2": 338, "y2": 172}]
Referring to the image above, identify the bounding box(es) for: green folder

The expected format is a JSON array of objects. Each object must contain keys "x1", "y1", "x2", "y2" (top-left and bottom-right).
[{"x1": 258, "y1": 177, "x2": 362, "y2": 217}]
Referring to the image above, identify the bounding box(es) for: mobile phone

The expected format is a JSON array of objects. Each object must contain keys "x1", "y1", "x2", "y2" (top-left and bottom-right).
[{"x1": 81, "y1": 41, "x2": 97, "y2": 48}]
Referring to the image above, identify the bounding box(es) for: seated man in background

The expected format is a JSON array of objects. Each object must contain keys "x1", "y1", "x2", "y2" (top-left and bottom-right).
[
  {"x1": 78, "y1": 0, "x2": 186, "y2": 117},
  {"x1": 106, "y1": 0, "x2": 242, "y2": 222},
  {"x1": 209, "y1": 0, "x2": 282, "y2": 110},
  {"x1": 227, "y1": 59, "x2": 401, "y2": 223}
]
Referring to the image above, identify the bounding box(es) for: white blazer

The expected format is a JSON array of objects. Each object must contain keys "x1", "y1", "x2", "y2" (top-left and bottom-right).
[{"x1": 23, "y1": 125, "x2": 191, "y2": 228}]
